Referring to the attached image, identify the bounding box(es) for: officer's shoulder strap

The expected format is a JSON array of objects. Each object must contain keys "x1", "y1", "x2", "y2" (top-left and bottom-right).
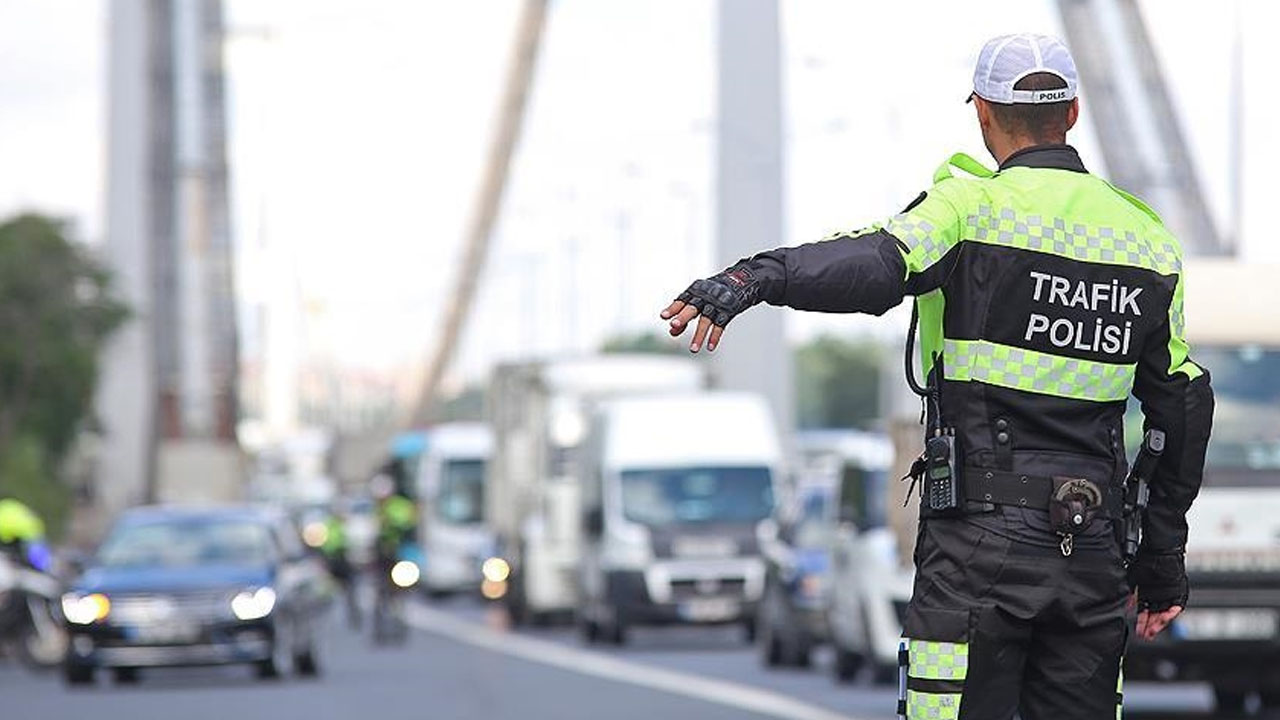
[
  {"x1": 1100, "y1": 180, "x2": 1165, "y2": 226},
  {"x1": 933, "y1": 152, "x2": 995, "y2": 183},
  {"x1": 933, "y1": 152, "x2": 1168, "y2": 228}
]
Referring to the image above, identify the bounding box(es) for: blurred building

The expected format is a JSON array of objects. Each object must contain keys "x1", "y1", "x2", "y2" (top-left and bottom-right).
[{"x1": 94, "y1": 0, "x2": 240, "y2": 523}]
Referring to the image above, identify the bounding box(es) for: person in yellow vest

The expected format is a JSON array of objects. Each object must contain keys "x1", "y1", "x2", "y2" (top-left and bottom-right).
[
  {"x1": 0, "y1": 497, "x2": 48, "y2": 570},
  {"x1": 320, "y1": 504, "x2": 360, "y2": 629},
  {"x1": 368, "y1": 474, "x2": 418, "y2": 642}
]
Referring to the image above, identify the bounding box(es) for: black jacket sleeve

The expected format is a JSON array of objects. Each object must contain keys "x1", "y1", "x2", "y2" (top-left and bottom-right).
[
  {"x1": 736, "y1": 188, "x2": 965, "y2": 315},
  {"x1": 745, "y1": 229, "x2": 909, "y2": 316},
  {"x1": 1131, "y1": 275, "x2": 1215, "y2": 554}
]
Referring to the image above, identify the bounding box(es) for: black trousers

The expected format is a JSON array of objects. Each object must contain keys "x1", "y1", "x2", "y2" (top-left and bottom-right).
[{"x1": 901, "y1": 514, "x2": 1129, "y2": 720}]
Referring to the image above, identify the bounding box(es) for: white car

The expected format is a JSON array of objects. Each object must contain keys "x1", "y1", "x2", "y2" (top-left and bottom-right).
[{"x1": 796, "y1": 430, "x2": 909, "y2": 685}]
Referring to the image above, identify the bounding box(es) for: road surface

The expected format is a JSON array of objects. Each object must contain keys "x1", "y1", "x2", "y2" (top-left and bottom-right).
[{"x1": 0, "y1": 593, "x2": 1229, "y2": 719}]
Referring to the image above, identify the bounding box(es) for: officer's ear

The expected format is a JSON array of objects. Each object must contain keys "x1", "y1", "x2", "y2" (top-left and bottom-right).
[
  {"x1": 973, "y1": 96, "x2": 994, "y2": 133},
  {"x1": 1066, "y1": 97, "x2": 1080, "y2": 133}
]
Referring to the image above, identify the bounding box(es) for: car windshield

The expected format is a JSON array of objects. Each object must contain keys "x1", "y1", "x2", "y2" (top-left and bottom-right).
[
  {"x1": 97, "y1": 519, "x2": 274, "y2": 568},
  {"x1": 435, "y1": 459, "x2": 485, "y2": 524},
  {"x1": 1126, "y1": 345, "x2": 1280, "y2": 478},
  {"x1": 620, "y1": 467, "x2": 774, "y2": 527}
]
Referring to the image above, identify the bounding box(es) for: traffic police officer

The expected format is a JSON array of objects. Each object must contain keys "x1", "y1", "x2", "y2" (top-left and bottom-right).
[{"x1": 661, "y1": 34, "x2": 1214, "y2": 719}]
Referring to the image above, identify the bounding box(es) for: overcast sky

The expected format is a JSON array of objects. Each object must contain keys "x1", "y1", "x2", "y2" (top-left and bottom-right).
[{"x1": 0, "y1": 0, "x2": 1275, "y2": 391}]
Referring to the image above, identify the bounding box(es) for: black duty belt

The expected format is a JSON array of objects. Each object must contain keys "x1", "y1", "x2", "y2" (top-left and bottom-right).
[{"x1": 964, "y1": 468, "x2": 1122, "y2": 517}]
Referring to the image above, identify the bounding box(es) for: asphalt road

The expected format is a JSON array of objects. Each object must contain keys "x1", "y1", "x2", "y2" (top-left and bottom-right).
[{"x1": 0, "y1": 593, "x2": 1238, "y2": 720}]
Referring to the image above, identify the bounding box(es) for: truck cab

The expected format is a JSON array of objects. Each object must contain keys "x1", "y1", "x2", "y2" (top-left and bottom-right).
[
  {"x1": 416, "y1": 423, "x2": 493, "y2": 597},
  {"x1": 1123, "y1": 260, "x2": 1280, "y2": 714},
  {"x1": 577, "y1": 391, "x2": 782, "y2": 645},
  {"x1": 486, "y1": 355, "x2": 706, "y2": 625}
]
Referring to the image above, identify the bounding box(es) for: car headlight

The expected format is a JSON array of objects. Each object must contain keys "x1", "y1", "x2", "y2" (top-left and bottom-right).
[
  {"x1": 603, "y1": 521, "x2": 652, "y2": 570},
  {"x1": 62, "y1": 593, "x2": 111, "y2": 625},
  {"x1": 390, "y1": 560, "x2": 420, "y2": 588},
  {"x1": 231, "y1": 587, "x2": 277, "y2": 620},
  {"x1": 301, "y1": 521, "x2": 329, "y2": 549},
  {"x1": 481, "y1": 557, "x2": 510, "y2": 584}
]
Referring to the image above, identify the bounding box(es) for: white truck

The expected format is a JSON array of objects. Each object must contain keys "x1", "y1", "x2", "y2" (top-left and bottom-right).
[
  {"x1": 486, "y1": 355, "x2": 706, "y2": 625},
  {"x1": 415, "y1": 422, "x2": 494, "y2": 597},
  {"x1": 1123, "y1": 260, "x2": 1280, "y2": 713},
  {"x1": 577, "y1": 392, "x2": 783, "y2": 645}
]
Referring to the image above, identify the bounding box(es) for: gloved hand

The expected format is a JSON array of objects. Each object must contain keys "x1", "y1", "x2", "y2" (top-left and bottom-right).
[
  {"x1": 661, "y1": 262, "x2": 763, "y2": 352},
  {"x1": 1129, "y1": 548, "x2": 1188, "y2": 612},
  {"x1": 675, "y1": 264, "x2": 762, "y2": 327}
]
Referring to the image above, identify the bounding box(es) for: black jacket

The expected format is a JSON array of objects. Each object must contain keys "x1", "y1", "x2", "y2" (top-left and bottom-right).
[{"x1": 740, "y1": 145, "x2": 1213, "y2": 554}]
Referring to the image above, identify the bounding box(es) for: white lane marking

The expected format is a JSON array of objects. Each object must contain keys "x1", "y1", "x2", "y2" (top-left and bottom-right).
[{"x1": 404, "y1": 603, "x2": 872, "y2": 720}]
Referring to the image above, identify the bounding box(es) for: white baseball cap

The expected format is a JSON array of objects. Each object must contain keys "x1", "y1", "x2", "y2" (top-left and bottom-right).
[{"x1": 970, "y1": 33, "x2": 1078, "y2": 105}]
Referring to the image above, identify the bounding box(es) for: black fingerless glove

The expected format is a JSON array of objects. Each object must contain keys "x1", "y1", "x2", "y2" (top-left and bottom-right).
[
  {"x1": 1129, "y1": 548, "x2": 1189, "y2": 612},
  {"x1": 675, "y1": 262, "x2": 763, "y2": 327}
]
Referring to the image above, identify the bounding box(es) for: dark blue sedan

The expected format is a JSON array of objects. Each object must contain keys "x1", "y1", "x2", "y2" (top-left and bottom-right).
[
  {"x1": 61, "y1": 506, "x2": 332, "y2": 685},
  {"x1": 758, "y1": 488, "x2": 833, "y2": 668}
]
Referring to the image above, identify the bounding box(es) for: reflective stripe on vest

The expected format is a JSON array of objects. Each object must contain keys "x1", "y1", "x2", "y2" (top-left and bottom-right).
[
  {"x1": 965, "y1": 204, "x2": 1181, "y2": 276},
  {"x1": 943, "y1": 339, "x2": 1136, "y2": 402}
]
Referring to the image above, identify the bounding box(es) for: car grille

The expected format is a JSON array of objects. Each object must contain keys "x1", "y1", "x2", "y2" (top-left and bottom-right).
[
  {"x1": 108, "y1": 590, "x2": 234, "y2": 626},
  {"x1": 669, "y1": 577, "x2": 747, "y2": 602}
]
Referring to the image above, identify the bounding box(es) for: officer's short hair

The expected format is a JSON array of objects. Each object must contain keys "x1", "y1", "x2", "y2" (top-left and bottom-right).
[{"x1": 988, "y1": 72, "x2": 1073, "y2": 142}]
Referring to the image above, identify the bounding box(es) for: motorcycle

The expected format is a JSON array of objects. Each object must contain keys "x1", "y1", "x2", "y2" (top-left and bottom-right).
[
  {"x1": 371, "y1": 544, "x2": 422, "y2": 646},
  {"x1": 0, "y1": 547, "x2": 67, "y2": 670}
]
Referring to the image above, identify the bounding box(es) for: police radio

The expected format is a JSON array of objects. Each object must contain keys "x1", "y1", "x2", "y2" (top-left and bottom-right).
[
  {"x1": 903, "y1": 302, "x2": 964, "y2": 513},
  {"x1": 923, "y1": 431, "x2": 961, "y2": 512}
]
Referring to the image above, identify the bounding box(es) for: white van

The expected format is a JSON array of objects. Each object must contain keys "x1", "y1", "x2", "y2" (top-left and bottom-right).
[
  {"x1": 487, "y1": 356, "x2": 707, "y2": 624},
  {"x1": 416, "y1": 423, "x2": 494, "y2": 596},
  {"x1": 577, "y1": 392, "x2": 783, "y2": 645}
]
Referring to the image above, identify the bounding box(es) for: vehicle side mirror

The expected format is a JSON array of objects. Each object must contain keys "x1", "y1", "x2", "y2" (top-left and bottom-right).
[{"x1": 584, "y1": 507, "x2": 604, "y2": 537}]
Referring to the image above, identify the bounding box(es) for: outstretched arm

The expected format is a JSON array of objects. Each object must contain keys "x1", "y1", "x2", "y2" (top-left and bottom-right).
[{"x1": 662, "y1": 188, "x2": 965, "y2": 352}]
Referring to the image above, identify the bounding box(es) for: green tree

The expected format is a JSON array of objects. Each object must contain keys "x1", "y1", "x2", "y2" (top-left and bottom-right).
[
  {"x1": 794, "y1": 335, "x2": 882, "y2": 429},
  {"x1": 600, "y1": 331, "x2": 683, "y2": 355},
  {"x1": 0, "y1": 214, "x2": 128, "y2": 538}
]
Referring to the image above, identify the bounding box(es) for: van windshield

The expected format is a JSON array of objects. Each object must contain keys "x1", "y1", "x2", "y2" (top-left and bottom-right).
[
  {"x1": 1127, "y1": 345, "x2": 1280, "y2": 479},
  {"x1": 435, "y1": 459, "x2": 485, "y2": 524},
  {"x1": 620, "y1": 467, "x2": 774, "y2": 526}
]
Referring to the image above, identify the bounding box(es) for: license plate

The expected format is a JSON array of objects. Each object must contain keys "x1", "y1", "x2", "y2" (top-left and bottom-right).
[
  {"x1": 680, "y1": 598, "x2": 738, "y2": 622},
  {"x1": 131, "y1": 622, "x2": 200, "y2": 644},
  {"x1": 1175, "y1": 609, "x2": 1278, "y2": 641}
]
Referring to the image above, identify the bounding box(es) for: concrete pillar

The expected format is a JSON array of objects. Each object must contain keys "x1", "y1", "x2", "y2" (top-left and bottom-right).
[{"x1": 715, "y1": 0, "x2": 793, "y2": 436}]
